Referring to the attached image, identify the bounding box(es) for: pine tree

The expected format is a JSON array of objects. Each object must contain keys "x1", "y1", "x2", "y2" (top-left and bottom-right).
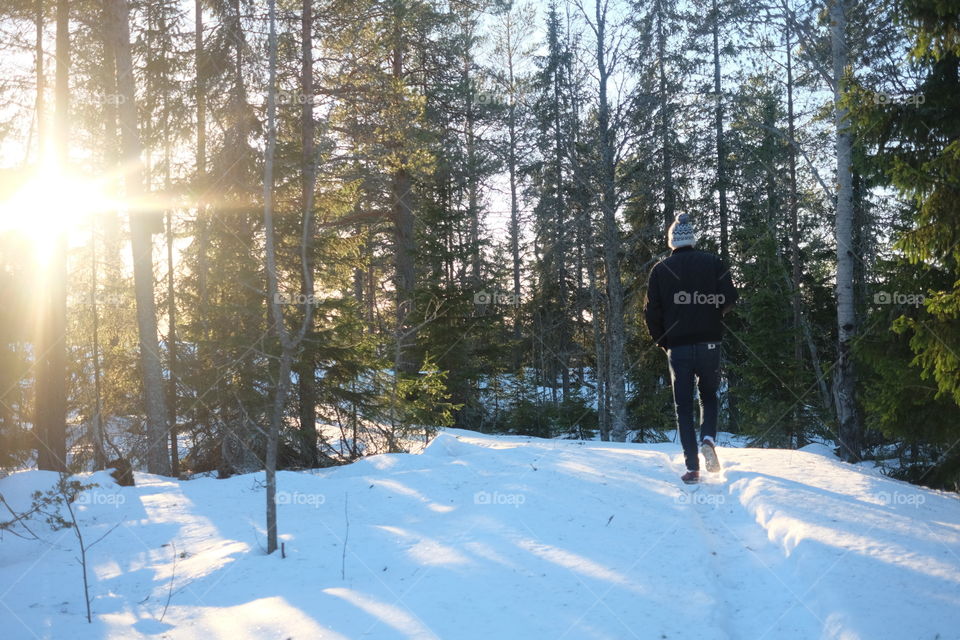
[
  {"x1": 849, "y1": 0, "x2": 960, "y2": 485},
  {"x1": 528, "y1": 2, "x2": 576, "y2": 404}
]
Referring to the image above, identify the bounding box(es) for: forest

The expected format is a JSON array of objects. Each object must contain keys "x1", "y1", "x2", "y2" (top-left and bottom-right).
[{"x1": 0, "y1": 0, "x2": 958, "y2": 504}]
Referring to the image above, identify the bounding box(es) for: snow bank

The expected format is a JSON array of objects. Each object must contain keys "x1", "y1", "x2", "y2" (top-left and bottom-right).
[{"x1": 1, "y1": 430, "x2": 957, "y2": 639}]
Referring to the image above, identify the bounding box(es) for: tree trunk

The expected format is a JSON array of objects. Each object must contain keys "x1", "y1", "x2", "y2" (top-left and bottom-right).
[
  {"x1": 34, "y1": 0, "x2": 44, "y2": 147},
  {"x1": 595, "y1": 0, "x2": 627, "y2": 441},
  {"x1": 262, "y1": 0, "x2": 282, "y2": 554},
  {"x1": 192, "y1": 0, "x2": 215, "y2": 445},
  {"x1": 296, "y1": 0, "x2": 319, "y2": 467},
  {"x1": 107, "y1": 0, "x2": 170, "y2": 475},
  {"x1": 656, "y1": 0, "x2": 675, "y2": 232},
  {"x1": 194, "y1": 0, "x2": 208, "y2": 308},
  {"x1": 829, "y1": 0, "x2": 862, "y2": 462},
  {"x1": 392, "y1": 165, "x2": 417, "y2": 375},
  {"x1": 166, "y1": 210, "x2": 178, "y2": 474},
  {"x1": 583, "y1": 204, "x2": 608, "y2": 441},
  {"x1": 35, "y1": 0, "x2": 69, "y2": 472},
  {"x1": 554, "y1": 31, "x2": 569, "y2": 402},
  {"x1": 506, "y1": 22, "x2": 522, "y2": 366},
  {"x1": 464, "y1": 24, "x2": 481, "y2": 288},
  {"x1": 785, "y1": 12, "x2": 807, "y2": 447},
  {"x1": 158, "y1": 5, "x2": 178, "y2": 475},
  {"x1": 262, "y1": 0, "x2": 315, "y2": 553},
  {"x1": 0, "y1": 343, "x2": 15, "y2": 459},
  {"x1": 712, "y1": 0, "x2": 729, "y2": 265},
  {"x1": 94, "y1": 0, "x2": 123, "y2": 468},
  {"x1": 391, "y1": 11, "x2": 418, "y2": 376},
  {"x1": 563, "y1": 16, "x2": 605, "y2": 440},
  {"x1": 90, "y1": 219, "x2": 106, "y2": 469}
]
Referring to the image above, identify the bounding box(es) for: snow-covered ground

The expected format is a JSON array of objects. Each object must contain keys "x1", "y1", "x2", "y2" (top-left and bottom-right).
[{"x1": 1, "y1": 429, "x2": 958, "y2": 639}]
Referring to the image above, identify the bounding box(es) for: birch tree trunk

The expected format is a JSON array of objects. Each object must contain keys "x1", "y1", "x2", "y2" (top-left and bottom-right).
[
  {"x1": 262, "y1": 0, "x2": 317, "y2": 553},
  {"x1": 829, "y1": 0, "x2": 862, "y2": 462}
]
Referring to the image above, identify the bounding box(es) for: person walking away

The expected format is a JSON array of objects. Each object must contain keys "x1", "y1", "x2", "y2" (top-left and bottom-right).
[{"x1": 644, "y1": 214, "x2": 738, "y2": 484}]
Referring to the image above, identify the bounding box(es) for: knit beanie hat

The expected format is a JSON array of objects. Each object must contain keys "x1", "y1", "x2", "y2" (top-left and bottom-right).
[{"x1": 668, "y1": 213, "x2": 697, "y2": 249}]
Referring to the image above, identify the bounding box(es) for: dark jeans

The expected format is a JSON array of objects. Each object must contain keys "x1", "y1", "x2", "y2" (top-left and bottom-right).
[{"x1": 667, "y1": 342, "x2": 721, "y2": 471}]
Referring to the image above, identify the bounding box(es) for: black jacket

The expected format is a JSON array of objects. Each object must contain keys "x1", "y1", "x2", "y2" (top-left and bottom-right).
[{"x1": 644, "y1": 247, "x2": 738, "y2": 348}]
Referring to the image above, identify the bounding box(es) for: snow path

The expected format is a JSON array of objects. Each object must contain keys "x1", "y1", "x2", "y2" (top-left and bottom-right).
[
  {"x1": 1, "y1": 429, "x2": 958, "y2": 639},
  {"x1": 677, "y1": 461, "x2": 825, "y2": 639}
]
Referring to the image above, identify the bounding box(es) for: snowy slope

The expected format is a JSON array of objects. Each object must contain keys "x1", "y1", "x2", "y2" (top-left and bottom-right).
[{"x1": 1, "y1": 429, "x2": 958, "y2": 640}]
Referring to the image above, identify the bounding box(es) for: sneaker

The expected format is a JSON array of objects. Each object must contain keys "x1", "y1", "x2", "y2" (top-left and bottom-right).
[
  {"x1": 701, "y1": 438, "x2": 720, "y2": 473},
  {"x1": 681, "y1": 470, "x2": 700, "y2": 484}
]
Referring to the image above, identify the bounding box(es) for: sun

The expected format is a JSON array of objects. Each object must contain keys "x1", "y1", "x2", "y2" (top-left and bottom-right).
[{"x1": 0, "y1": 158, "x2": 115, "y2": 263}]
